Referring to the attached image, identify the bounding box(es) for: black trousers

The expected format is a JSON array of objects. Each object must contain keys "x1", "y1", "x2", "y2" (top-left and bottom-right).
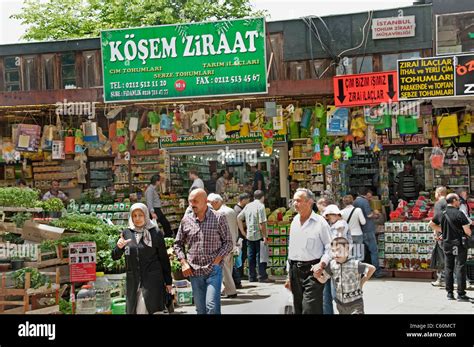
[
  {"x1": 445, "y1": 244, "x2": 468, "y2": 295},
  {"x1": 289, "y1": 261, "x2": 324, "y2": 314},
  {"x1": 153, "y1": 207, "x2": 173, "y2": 238}
]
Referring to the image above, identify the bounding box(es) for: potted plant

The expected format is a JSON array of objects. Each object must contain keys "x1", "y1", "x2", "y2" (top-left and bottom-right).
[
  {"x1": 171, "y1": 258, "x2": 184, "y2": 280},
  {"x1": 10, "y1": 256, "x2": 25, "y2": 271}
]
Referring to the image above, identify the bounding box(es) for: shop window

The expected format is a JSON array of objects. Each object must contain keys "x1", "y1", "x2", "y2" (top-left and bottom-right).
[
  {"x1": 336, "y1": 55, "x2": 372, "y2": 75},
  {"x1": 267, "y1": 33, "x2": 285, "y2": 81},
  {"x1": 289, "y1": 61, "x2": 307, "y2": 80},
  {"x1": 382, "y1": 51, "x2": 421, "y2": 71},
  {"x1": 311, "y1": 59, "x2": 334, "y2": 79},
  {"x1": 4, "y1": 56, "x2": 20, "y2": 92},
  {"x1": 22, "y1": 56, "x2": 38, "y2": 91},
  {"x1": 83, "y1": 51, "x2": 100, "y2": 87},
  {"x1": 42, "y1": 54, "x2": 55, "y2": 90},
  {"x1": 61, "y1": 52, "x2": 76, "y2": 88}
]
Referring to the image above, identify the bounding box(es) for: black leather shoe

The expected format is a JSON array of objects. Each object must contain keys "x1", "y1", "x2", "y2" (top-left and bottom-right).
[
  {"x1": 226, "y1": 293, "x2": 238, "y2": 298},
  {"x1": 457, "y1": 294, "x2": 472, "y2": 302},
  {"x1": 447, "y1": 292, "x2": 455, "y2": 300}
]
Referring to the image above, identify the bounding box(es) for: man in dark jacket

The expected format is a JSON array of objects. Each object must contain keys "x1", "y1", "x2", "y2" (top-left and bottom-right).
[{"x1": 429, "y1": 193, "x2": 473, "y2": 302}]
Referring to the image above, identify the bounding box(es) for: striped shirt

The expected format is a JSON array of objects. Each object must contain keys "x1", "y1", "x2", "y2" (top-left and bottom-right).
[
  {"x1": 394, "y1": 173, "x2": 417, "y2": 201},
  {"x1": 174, "y1": 207, "x2": 233, "y2": 276}
]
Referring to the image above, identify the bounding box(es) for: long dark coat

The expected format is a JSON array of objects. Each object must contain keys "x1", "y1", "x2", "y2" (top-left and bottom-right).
[{"x1": 112, "y1": 227, "x2": 172, "y2": 314}]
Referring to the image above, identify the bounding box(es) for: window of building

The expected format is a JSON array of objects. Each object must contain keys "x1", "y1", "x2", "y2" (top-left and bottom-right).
[
  {"x1": 83, "y1": 51, "x2": 100, "y2": 87},
  {"x1": 22, "y1": 56, "x2": 38, "y2": 91},
  {"x1": 61, "y1": 52, "x2": 76, "y2": 88},
  {"x1": 42, "y1": 54, "x2": 55, "y2": 90},
  {"x1": 4, "y1": 56, "x2": 21, "y2": 91},
  {"x1": 382, "y1": 51, "x2": 421, "y2": 71},
  {"x1": 336, "y1": 55, "x2": 373, "y2": 75}
]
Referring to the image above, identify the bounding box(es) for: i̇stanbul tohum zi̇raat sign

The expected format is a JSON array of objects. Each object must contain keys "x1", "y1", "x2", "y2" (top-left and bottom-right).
[{"x1": 101, "y1": 18, "x2": 267, "y2": 102}]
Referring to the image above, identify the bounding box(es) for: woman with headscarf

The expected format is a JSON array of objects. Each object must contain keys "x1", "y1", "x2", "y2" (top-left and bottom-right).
[{"x1": 112, "y1": 203, "x2": 172, "y2": 314}]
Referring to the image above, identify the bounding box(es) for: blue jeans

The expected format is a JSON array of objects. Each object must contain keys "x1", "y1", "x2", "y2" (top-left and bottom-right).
[
  {"x1": 363, "y1": 232, "x2": 381, "y2": 273},
  {"x1": 323, "y1": 281, "x2": 334, "y2": 314},
  {"x1": 352, "y1": 235, "x2": 364, "y2": 261},
  {"x1": 247, "y1": 240, "x2": 267, "y2": 281},
  {"x1": 189, "y1": 265, "x2": 222, "y2": 314}
]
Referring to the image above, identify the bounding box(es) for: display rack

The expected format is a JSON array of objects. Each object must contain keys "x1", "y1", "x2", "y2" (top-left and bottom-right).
[
  {"x1": 32, "y1": 160, "x2": 79, "y2": 191},
  {"x1": 382, "y1": 221, "x2": 436, "y2": 278},
  {"x1": 88, "y1": 157, "x2": 114, "y2": 189},
  {"x1": 72, "y1": 202, "x2": 132, "y2": 225},
  {"x1": 344, "y1": 153, "x2": 379, "y2": 195},
  {"x1": 160, "y1": 195, "x2": 185, "y2": 233},
  {"x1": 290, "y1": 140, "x2": 325, "y2": 195},
  {"x1": 266, "y1": 223, "x2": 289, "y2": 276}
]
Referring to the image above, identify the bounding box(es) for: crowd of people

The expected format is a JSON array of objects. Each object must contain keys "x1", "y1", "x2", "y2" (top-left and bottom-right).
[{"x1": 111, "y1": 175, "x2": 473, "y2": 315}]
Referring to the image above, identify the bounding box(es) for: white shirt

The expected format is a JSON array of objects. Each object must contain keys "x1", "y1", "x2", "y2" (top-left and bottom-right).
[
  {"x1": 237, "y1": 200, "x2": 267, "y2": 241},
  {"x1": 288, "y1": 211, "x2": 332, "y2": 264},
  {"x1": 341, "y1": 205, "x2": 366, "y2": 236},
  {"x1": 189, "y1": 178, "x2": 205, "y2": 192},
  {"x1": 218, "y1": 205, "x2": 239, "y2": 247}
]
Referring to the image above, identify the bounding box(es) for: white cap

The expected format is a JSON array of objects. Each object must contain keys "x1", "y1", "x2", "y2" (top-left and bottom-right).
[{"x1": 323, "y1": 204, "x2": 342, "y2": 217}]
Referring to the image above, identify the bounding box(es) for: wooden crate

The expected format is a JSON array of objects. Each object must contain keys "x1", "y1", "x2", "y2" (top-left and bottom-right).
[
  {"x1": 24, "y1": 245, "x2": 69, "y2": 269},
  {"x1": 0, "y1": 268, "x2": 61, "y2": 314}
]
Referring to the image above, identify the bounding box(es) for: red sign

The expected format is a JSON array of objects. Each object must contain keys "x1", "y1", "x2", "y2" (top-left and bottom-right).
[
  {"x1": 69, "y1": 242, "x2": 97, "y2": 283},
  {"x1": 333, "y1": 71, "x2": 398, "y2": 107}
]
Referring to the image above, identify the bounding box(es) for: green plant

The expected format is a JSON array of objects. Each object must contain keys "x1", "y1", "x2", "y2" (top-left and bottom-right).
[
  {"x1": 59, "y1": 298, "x2": 72, "y2": 314},
  {"x1": 10, "y1": 212, "x2": 32, "y2": 228},
  {"x1": 164, "y1": 237, "x2": 175, "y2": 249},
  {"x1": 41, "y1": 198, "x2": 64, "y2": 212},
  {"x1": 49, "y1": 213, "x2": 122, "y2": 235},
  {"x1": 170, "y1": 258, "x2": 182, "y2": 273},
  {"x1": 96, "y1": 249, "x2": 125, "y2": 274},
  {"x1": 2, "y1": 232, "x2": 24, "y2": 244},
  {"x1": 12, "y1": 267, "x2": 50, "y2": 289},
  {"x1": 0, "y1": 188, "x2": 40, "y2": 208}
]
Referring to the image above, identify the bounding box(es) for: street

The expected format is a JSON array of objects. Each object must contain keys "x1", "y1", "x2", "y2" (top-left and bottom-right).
[{"x1": 174, "y1": 278, "x2": 474, "y2": 314}]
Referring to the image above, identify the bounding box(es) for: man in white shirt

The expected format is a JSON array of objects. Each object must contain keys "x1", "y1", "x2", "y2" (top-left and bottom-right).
[
  {"x1": 208, "y1": 193, "x2": 238, "y2": 298},
  {"x1": 237, "y1": 190, "x2": 272, "y2": 283},
  {"x1": 189, "y1": 169, "x2": 205, "y2": 193},
  {"x1": 285, "y1": 188, "x2": 332, "y2": 314}
]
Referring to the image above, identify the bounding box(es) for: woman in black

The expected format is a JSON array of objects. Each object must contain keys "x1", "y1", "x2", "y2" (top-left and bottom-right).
[{"x1": 112, "y1": 203, "x2": 172, "y2": 314}]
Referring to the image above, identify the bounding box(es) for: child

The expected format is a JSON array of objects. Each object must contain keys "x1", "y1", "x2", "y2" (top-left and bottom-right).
[
  {"x1": 314, "y1": 237, "x2": 375, "y2": 314},
  {"x1": 323, "y1": 204, "x2": 353, "y2": 244}
]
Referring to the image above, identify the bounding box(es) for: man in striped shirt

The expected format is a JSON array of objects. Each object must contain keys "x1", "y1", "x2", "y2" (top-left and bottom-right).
[{"x1": 393, "y1": 162, "x2": 419, "y2": 202}]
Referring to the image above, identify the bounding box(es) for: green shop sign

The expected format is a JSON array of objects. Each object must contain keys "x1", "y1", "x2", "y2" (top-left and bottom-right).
[
  {"x1": 101, "y1": 18, "x2": 267, "y2": 102},
  {"x1": 160, "y1": 133, "x2": 285, "y2": 148}
]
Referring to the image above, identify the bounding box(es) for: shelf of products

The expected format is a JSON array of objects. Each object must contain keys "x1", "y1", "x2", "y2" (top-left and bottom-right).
[
  {"x1": 266, "y1": 223, "x2": 290, "y2": 276},
  {"x1": 88, "y1": 158, "x2": 114, "y2": 189},
  {"x1": 344, "y1": 154, "x2": 378, "y2": 195},
  {"x1": 432, "y1": 156, "x2": 470, "y2": 190},
  {"x1": 289, "y1": 141, "x2": 325, "y2": 196},
  {"x1": 383, "y1": 222, "x2": 435, "y2": 271},
  {"x1": 131, "y1": 149, "x2": 167, "y2": 189},
  {"x1": 160, "y1": 195, "x2": 185, "y2": 232},
  {"x1": 32, "y1": 160, "x2": 80, "y2": 191},
  {"x1": 68, "y1": 202, "x2": 132, "y2": 225},
  {"x1": 170, "y1": 155, "x2": 211, "y2": 198}
]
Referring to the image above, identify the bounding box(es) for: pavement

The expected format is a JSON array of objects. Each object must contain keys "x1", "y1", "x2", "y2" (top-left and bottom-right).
[{"x1": 172, "y1": 277, "x2": 474, "y2": 314}]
